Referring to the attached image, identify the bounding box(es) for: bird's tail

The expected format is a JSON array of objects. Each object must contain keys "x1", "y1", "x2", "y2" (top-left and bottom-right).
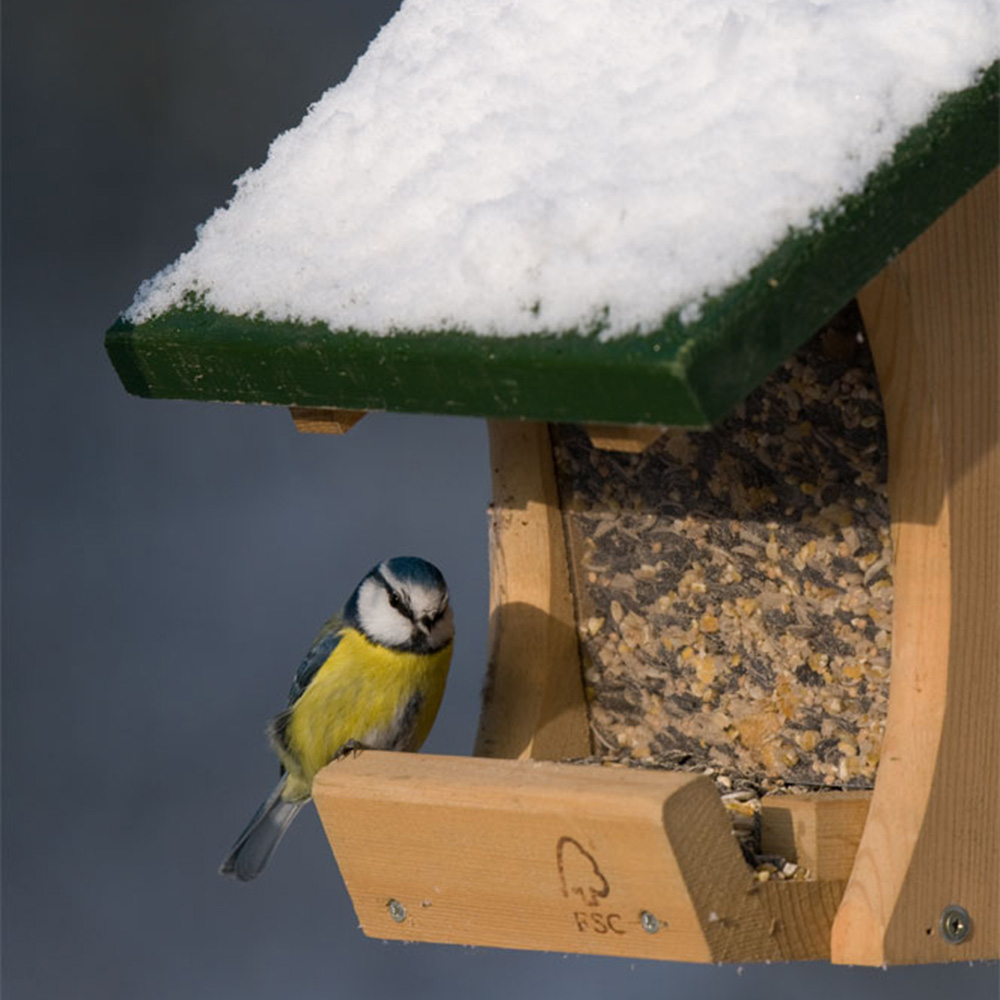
[{"x1": 219, "y1": 775, "x2": 305, "y2": 882}]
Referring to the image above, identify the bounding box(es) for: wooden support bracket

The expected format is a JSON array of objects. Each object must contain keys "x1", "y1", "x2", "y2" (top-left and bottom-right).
[
  {"x1": 831, "y1": 168, "x2": 999, "y2": 965},
  {"x1": 584, "y1": 424, "x2": 666, "y2": 454},
  {"x1": 289, "y1": 406, "x2": 367, "y2": 434}
]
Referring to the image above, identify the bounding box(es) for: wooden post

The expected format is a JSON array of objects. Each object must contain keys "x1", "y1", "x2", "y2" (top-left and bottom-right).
[
  {"x1": 474, "y1": 421, "x2": 592, "y2": 761},
  {"x1": 831, "y1": 169, "x2": 999, "y2": 965}
]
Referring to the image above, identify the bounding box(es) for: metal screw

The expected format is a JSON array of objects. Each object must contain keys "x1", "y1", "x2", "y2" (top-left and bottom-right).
[
  {"x1": 640, "y1": 910, "x2": 661, "y2": 934},
  {"x1": 938, "y1": 904, "x2": 971, "y2": 945},
  {"x1": 387, "y1": 899, "x2": 407, "y2": 923}
]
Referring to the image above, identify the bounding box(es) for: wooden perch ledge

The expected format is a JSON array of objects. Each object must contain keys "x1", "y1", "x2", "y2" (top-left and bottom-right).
[{"x1": 314, "y1": 751, "x2": 853, "y2": 962}]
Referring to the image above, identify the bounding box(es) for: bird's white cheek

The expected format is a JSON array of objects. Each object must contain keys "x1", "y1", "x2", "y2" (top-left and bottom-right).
[
  {"x1": 427, "y1": 606, "x2": 455, "y2": 651},
  {"x1": 356, "y1": 582, "x2": 413, "y2": 647}
]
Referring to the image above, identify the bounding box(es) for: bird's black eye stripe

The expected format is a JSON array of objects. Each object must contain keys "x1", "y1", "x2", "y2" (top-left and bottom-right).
[{"x1": 387, "y1": 587, "x2": 413, "y2": 619}]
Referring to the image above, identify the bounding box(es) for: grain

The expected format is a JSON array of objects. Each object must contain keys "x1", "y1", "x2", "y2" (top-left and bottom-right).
[{"x1": 554, "y1": 302, "x2": 891, "y2": 798}]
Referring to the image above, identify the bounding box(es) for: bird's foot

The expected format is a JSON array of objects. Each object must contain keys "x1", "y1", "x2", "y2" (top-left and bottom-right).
[{"x1": 333, "y1": 739, "x2": 368, "y2": 761}]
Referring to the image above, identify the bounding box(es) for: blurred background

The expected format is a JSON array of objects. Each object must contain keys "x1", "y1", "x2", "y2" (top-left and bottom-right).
[{"x1": 2, "y1": 2, "x2": 996, "y2": 997}]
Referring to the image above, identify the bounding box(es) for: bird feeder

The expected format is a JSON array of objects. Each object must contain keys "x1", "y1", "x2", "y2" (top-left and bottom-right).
[{"x1": 105, "y1": 15, "x2": 998, "y2": 968}]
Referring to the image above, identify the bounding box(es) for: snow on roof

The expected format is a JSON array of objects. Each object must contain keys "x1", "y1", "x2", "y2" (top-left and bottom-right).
[{"x1": 127, "y1": 0, "x2": 997, "y2": 341}]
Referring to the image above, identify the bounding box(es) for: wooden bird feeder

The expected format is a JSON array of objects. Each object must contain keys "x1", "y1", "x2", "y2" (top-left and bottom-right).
[{"x1": 106, "y1": 63, "x2": 998, "y2": 966}]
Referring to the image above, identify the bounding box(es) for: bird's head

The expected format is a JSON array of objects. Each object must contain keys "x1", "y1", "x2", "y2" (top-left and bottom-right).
[{"x1": 346, "y1": 556, "x2": 454, "y2": 653}]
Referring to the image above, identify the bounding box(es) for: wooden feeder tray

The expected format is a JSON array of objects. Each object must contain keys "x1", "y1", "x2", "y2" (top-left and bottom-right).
[
  {"x1": 105, "y1": 68, "x2": 998, "y2": 965},
  {"x1": 319, "y1": 170, "x2": 999, "y2": 966}
]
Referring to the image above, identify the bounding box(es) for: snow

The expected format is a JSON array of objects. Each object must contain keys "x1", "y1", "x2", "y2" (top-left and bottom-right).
[{"x1": 127, "y1": 0, "x2": 998, "y2": 340}]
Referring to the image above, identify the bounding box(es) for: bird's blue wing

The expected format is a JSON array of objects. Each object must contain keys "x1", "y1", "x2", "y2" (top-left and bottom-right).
[{"x1": 286, "y1": 612, "x2": 344, "y2": 706}]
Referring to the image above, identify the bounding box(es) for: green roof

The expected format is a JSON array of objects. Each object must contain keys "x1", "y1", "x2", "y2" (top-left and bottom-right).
[{"x1": 106, "y1": 64, "x2": 998, "y2": 427}]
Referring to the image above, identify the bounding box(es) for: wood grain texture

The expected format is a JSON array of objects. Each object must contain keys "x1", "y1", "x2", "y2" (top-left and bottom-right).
[
  {"x1": 289, "y1": 406, "x2": 367, "y2": 434},
  {"x1": 584, "y1": 424, "x2": 666, "y2": 453},
  {"x1": 831, "y1": 169, "x2": 999, "y2": 965},
  {"x1": 760, "y1": 793, "x2": 871, "y2": 882},
  {"x1": 474, "y1": 421, "x2": 592, "y2": 761},
  {"x1": 759, "y1": 880, "x2": 847, "y2": 961},
  {"x1": 313, "y1": 751, "x2": 846, "y2": 962}
]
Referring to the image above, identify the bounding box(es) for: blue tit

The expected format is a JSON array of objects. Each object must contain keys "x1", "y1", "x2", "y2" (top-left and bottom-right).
[{"x1": 220, "y1": 556, "x2": 454, "y2": 882}]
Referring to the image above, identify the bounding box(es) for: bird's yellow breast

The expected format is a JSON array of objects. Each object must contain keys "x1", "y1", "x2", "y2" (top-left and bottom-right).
[{"x1": 282, "y1": 627, "x2": 452, "y2": 797}]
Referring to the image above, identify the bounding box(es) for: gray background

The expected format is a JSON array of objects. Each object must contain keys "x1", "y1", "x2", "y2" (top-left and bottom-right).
[{"x1": 3, "y1": 3, "x2": 996, "y2": 998}]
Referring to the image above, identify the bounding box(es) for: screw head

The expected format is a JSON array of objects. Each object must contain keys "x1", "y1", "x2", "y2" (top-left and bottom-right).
[
  {"x1": 640, "y1": 910, "x2": 661, "y2": 934},
  {"x1": 938, "y1": 904, "x2": 971, "y2": 945},
  {"x1": 387, "y1": 899, "x2": 407, "y2": 923}
]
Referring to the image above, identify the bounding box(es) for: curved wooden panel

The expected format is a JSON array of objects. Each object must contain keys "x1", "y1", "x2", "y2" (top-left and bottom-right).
[{"x1": 832, "y1": 169, "x2": 999, "y2": 965}]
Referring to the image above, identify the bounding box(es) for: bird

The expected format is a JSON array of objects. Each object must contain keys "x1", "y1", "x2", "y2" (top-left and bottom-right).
[{"x1": 220, "y1": 556, "x2": 454, "y2": 882}]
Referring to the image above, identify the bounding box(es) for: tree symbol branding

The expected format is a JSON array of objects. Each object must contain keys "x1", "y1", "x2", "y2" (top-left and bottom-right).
[{"x1": 556, "y1": 836, "x2": 611, "y2": 907}]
